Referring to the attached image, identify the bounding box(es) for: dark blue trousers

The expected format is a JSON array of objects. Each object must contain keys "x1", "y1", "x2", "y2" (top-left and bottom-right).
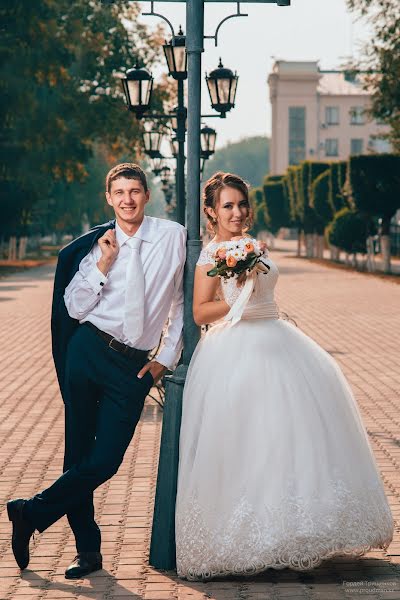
[{"x1": 24, "y1": 324, "x2": 153, "y2": 552}]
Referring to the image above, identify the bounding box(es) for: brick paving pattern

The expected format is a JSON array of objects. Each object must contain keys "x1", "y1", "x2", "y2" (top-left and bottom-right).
[{"x1": 0, "y1": 246, "x2": 399, "y2": 600}]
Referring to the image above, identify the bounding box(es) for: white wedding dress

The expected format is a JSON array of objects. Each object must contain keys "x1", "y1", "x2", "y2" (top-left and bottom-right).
[{"x1": 175, "y1": 242, "x2": 394, "y2": 581}]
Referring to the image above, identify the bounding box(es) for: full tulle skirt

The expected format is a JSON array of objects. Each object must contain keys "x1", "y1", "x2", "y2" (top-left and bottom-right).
[{"x1": 175, "y1": 318, "x2": 394, "y2": 580}]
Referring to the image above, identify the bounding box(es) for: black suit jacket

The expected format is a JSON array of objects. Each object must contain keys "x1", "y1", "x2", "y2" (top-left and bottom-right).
[{"x1": 51, "y1": 219, "x2": 115, "y2": 399}]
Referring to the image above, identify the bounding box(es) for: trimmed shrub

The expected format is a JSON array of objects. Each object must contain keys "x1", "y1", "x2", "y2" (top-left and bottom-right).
[
  {"x1": 327, "y1": 207, "x2": 375, "y2": 255},
  {"x1": 263, "y1": 180, "x2": 290, "y2": 234}
]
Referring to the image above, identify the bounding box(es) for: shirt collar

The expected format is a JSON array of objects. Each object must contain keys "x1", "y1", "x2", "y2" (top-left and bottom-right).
[{"x1": 115, "y1": 216, "x2": 153, "y2": 247}]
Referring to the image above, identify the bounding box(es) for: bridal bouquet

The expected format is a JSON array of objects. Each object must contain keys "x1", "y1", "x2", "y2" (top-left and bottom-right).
[{"x1": 207, "y1": 237, "x2": 270, "y2": 280}]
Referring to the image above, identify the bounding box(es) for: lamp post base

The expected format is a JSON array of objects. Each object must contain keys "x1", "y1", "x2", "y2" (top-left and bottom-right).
[{"x1": 149, "y1": 363, "x2": 188, "y2": 570}]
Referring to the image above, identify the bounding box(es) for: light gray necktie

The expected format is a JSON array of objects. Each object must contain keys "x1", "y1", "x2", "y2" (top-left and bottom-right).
[{"x1": 123, "y1": 236, "x2": 145, "y2": 346}]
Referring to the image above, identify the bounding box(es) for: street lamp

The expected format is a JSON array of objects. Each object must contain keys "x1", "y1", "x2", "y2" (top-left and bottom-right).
[
  {"x1": 200, "y1": 125, "x2": 217, "y2": 159},
  {"x1": 163, "y1": 26, "x2": 187, "y2": 80},
  {"x1": 205, "y1": 58, "x2": 238, "y2": 117},
  {"x1": 160, "y1": 165, "x2": 172, "y2": 187},
  {"x1": 150, "y1": 156, "x2": 166, "y2": 176},
  {"x1": 142, "y1": 127, "x2": 164, "y2": 158},
  {"x1": 121, "y1": 63, "x2": 153, "y2": 118},
  {"x1": 170, "y1": 105, "x2": 188, "y2": 132}
]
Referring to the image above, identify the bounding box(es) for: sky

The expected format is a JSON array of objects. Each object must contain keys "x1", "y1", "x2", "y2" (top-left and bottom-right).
[{"x1": 138, "y1": 0, "x2": 371, "y2": 149}]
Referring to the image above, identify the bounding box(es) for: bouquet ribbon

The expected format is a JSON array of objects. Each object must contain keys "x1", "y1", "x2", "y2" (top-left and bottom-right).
[{"x1": 223, "y1": 271, "x2": 257, "y2": 326}]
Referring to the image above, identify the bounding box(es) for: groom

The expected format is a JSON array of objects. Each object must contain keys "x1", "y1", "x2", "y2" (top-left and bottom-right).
[{"x1": 7, "y1": 163, "x2": 186, "y2": 578}]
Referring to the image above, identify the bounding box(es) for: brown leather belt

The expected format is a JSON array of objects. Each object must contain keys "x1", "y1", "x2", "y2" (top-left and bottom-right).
[{"x1": 84, "y1": 321, "x2": 149, "y2": 362}]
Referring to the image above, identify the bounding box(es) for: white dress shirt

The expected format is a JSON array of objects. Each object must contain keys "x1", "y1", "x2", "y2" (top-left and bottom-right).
[{"x1": 64, "y1": 216, "x2": 187, "y2": 369}]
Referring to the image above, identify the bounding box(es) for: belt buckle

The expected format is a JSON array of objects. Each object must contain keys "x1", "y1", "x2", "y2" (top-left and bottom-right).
[{"x1": 108, "y1": 338, "x2": 120, "y2": 352}]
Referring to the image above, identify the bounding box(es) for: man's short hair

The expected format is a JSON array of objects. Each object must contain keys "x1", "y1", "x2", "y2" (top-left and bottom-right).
[{"x1": 105, "y1": 163, "x2": 148, "y2": 194}]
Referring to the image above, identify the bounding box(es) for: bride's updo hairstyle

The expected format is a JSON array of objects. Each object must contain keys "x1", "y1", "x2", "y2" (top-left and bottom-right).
[{"x1": 203, "y1": 171, "x2": 253, "y2": 234}]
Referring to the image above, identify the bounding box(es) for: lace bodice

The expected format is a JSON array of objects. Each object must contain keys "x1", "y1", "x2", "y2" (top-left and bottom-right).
[{"x1": 197, "y1": 241, "x2": 279, "y2": 309}]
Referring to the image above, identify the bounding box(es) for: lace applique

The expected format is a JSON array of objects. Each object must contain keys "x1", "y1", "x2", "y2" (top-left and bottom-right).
[
  {"x1": 220, "y1": 277, "x2": 243, "y2": 307},
  {"x1": 196, "y1": 245, "x2": 216, "y2": 267},
  {"x1": 176, "y1": 474, "x2": 394, "y2": 581}
]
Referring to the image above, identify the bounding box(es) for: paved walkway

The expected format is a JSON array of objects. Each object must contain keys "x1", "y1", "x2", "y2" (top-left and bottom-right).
[{"x1": 0, "y1": 246, "x2": 399, "y2": 600}]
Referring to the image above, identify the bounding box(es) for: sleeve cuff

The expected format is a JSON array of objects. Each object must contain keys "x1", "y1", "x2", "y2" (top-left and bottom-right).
[
  {"x1": 85, "y1": 265, "x2": 108, "y2": 295},
  {"x1": 155, "y1": 346, "x2": 180, "y2": 370}
]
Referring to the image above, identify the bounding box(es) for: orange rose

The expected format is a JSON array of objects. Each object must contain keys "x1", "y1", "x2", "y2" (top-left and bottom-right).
[
  {"x1": 245, "y1": 242, "x2": 254, "y2": 253},
  {"x1": 226, "y1": 255, "x2": 237, "y2": 267},
  {"x1": 216, "y1": 247, "x2": 227, "y2": 260}
]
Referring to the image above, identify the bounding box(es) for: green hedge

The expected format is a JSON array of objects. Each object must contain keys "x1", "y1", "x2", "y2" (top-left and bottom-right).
[
  {"x1": 310, "y1": 169, "x2": 333, "y2": 233},
  {"x1": 349, "y1": 154, "x2": 400, "y2": 234},
  {"x1": 329, "y1": 161, "x2": 348, "y2": 212},
  {"x1": 327, "y1": 207, "x2": 376, "y2": 254},
  {"x1": 263, "y1": 180, "x2": 290, "y2": 234}
]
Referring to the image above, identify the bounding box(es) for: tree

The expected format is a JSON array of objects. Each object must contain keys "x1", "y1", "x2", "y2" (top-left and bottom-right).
[
  {"x1": 327, "y1": 207, "x2": 375, "y2": 267},
  {"x1": 348, "y1": 154, "x2": 400, "y2": 271},
  {"x1": 310, "y1": 169, "x2": 333, "y2": 258},
  {"x1": 329, "y1": 161, "x2": 348, "y2": 213},
  {"x1": 202, "y1": 137, "x2": 270, "y2": 188},
  {"x1": 263, "y1": 178, "x2": 290, "y2": 234},
  {"x1": 295, "y1": 161, "x2": 330, "y2": 257},
  {"x1": 347, "y1": 0, "x2": 400, "y2": 151},
  {"x1": 285, "y1": 166, "x2": 301, "y2": 255},
  {"x1": 249, "y1": 187, "x2": 269, "y2": 236},
  {"x1": 0, "y1": 0, "x2": 168, "y2": 238}
]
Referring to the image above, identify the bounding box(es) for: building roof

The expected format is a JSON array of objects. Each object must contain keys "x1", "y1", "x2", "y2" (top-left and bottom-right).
[
  {"x1": 270, "y1": 60, "x2": 371, "y2": 96},
  {"x1": 318, "y1": 72, "x2": 370, "y2": 96}
]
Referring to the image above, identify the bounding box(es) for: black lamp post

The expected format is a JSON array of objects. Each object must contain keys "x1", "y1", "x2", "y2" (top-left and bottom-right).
[
  {"x1": 163, "y1": 26, "x2": 188, "y2": 225},
  {"x1": 205, "y1": 58, "x2": 238, "y2": 117},
  {"x1": 121, "y1": 63, "x2": 153, "y2": 118}
]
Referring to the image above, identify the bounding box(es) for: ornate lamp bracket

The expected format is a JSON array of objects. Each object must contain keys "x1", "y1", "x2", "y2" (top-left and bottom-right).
[
  {"x1": 204, "y1": 3, "x2": 248, "y2": 46},
  {"x1": 142, "y1": 1, "x2": 176, "y2": 38}
]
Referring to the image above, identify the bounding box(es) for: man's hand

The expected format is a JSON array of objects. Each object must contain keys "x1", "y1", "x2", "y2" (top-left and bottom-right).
[
  {"x1": 97, "y1": 229, "x2": 119, "y2": 275},
  {"x1": 137, "y1": 360, "x2": 167, "y2": 385}
]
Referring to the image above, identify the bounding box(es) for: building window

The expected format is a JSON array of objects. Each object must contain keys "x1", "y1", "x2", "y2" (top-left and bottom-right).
[
  {"x1": 288, "y1": 107, "x2": 306, "y2": 165},
  {"x1": 368, "y1": 137, "x2": 392, "y2": 153},
  {"x1": 350, "y1": 106, "x2": 365, "y2": 125},
  {"x1": 325, "y1": 106, "x2": 339, "y2": 125},
  {"x1": 325, "y1": 138, "x2": 339, "y2": 157},
  {"x1": 350, "y1": 138, "x2": 364, "y2": 155}
]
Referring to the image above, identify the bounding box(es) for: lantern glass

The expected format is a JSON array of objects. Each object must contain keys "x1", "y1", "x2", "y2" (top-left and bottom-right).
[
  {"x1": 230, "y1": 76, "x2": 238, "y2": 105},
  {"x1": 143, "y1": 130, "x2": 163, "y2": 154},
  {"x1": 218, "y1": 77, "x2": 232, "y2": 104},
  {"x1": 142, "y1": 78, "x2": 152, "y2": 106},
  {"x1": 208, "y1": 80, "x2": 219, "y2": 106},
  {"x1": 127, "y1": 79, "x2": 140, "y2": 106},
  {"x1": 173, "y1": 45, "x2": 187, "y2": 74}
]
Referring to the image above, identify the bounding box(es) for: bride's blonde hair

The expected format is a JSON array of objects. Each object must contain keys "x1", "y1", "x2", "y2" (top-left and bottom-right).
[{"x1": 202, "y1": 172, "x2": 254, "y2": 234}]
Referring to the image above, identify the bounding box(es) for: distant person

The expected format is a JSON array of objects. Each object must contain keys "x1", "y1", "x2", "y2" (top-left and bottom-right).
[{"x1": 7, "y1": 163, "x2": 186, "y2": 578}]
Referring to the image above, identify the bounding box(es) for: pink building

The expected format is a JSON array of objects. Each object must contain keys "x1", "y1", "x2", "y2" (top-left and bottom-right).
[{"x1": 268, "y1": 60, "x2": 390, "y2": 175}]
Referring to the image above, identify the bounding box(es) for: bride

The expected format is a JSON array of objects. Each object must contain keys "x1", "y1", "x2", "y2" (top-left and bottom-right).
[{"x1": 174, "y1": 171, "x2": 394, "y2": 581}]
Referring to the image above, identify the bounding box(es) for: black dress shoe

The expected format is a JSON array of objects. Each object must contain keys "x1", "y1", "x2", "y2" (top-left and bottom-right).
[
  {"x1": 65, "y1": 552, "x2": 103, "y2": 579},
  {"x1": 7, "y1": 498, "x2": 35, "y2": 570}
]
